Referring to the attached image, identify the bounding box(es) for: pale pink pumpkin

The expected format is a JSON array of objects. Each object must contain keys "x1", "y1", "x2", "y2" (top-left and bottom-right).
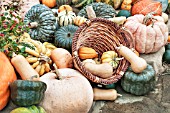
[{"x1": 124, "y1": 14, "x2": 168, "y2": 54}]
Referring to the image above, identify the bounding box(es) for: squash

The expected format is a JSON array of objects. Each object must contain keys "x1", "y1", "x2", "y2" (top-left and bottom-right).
[
  {"x1": 54, "y1": 25, "x2": 78, "y2": 51},
  {"x1": 116, "y1": 45, "x2": 147, "y2": 73},
  {"x1": 95, "y1": 0, "x2": 123, "y2": 9},
  {"x1": 0, "y1": 52, "x2": 17, "y2": 110},
  {"x1": 72, "y1": 0, "x2": 93, "y2": 8},
  {"x1": 10, "y1": 105, "x2": 46, "y2": 113},
  {"x1": 154, "y1": 0, "x2": 168, "y2": 12},
  {"x1": 78, "y1": 47, "x2": 98, "y2": 59},
  {"x1": 58, "y1": 5, "x2": 73, "y2": 12},
  {"x1": 117, "y1": 10, "x2": 131, "y2": 18},
  {"x1": 10, "y1": 80, "x2": 47, "y2": 106},
  {"x1": 24, "y1": 4, "x2": 56, "y2": 42},
  {"x1": 93, "y1": 88, "x2": 121, "y2": 101},
  {"x1": 74, "y1": 16, "x2": 87, "y2": 26},
  {"x1": 124, "y1": 14, "x2": 168, "y2": 53},
  {"x1": 41, "y1": 0, "x2": 56, "y2": 8},
  {"x1": 83, "y1": 62, "x2": 113, "y2": 78},
  {"x1": 163, "y1": 44, "x2": 170, "y2": 63},
  {"x1": 78, "y1": 2, "x2": 117, "y2": 19},
  {"x1": 40, "y1": 67, "x2": 93, "y2": 113},
  {"x1": 56, "y1": 0, "x2": 72, "y2": 8},
  {"x1": 57, "y1": 10, "x2": 76, "y2": 26},
  {"x1": 121, "y1": 64, "x2": 155, "y2": 96},
  {"x1": 101, "y1": 51, "x2": 121, "y2": 69},
  {"x1": 131, "y1": 0, "x2": 162, "y2": 16},
  {"x1": 161, "y1": 12, "x2": 169, "y2": 23},
  {"x1": 121, "y1": 0, "x2": 132, "y2": 11},
  {"x1": 108, "y1": 17, "x2": 127, "y2": 25},
  {"x1": 51, "y1": 48, "x2": 73, "y2": 69}
]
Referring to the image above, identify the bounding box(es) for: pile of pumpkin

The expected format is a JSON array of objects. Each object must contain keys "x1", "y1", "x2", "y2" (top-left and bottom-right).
[{"x1": 0, "y1": 0, "x2": 170, "y2": 113}]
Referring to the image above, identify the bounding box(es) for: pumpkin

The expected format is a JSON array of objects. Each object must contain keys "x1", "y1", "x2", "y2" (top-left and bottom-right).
[
  {"x1": 54, "y1": 25, "x2": 78, "y2": 51},
  {"x1": 124, "y1": 14, "x2": 168, "y2": 53},
  {"x1": 78, "y1": 2, "x2": 117, "y2": 19},
  {"x1": 58, "y1": 5, "x2": 73, "y2": 12},
  {"x1": 41, "y1": 0, "x2": 56, "y2": 8},
  {"x1": 74, "y1": 16, "x2": 87, "y2": 26},
  {"x1": 131, "y1": 0, "x2": 162, "y2": 16},
  {"x1": 154, "y1": 0, "x2": 168, "y2": 12},
  {"x1": 10, "y1": 105, "x2": 46, "y2": 113},
  {"x1": 72, "y1": 0, "x2": 93, "y2": 8},
  {"x1": 0, "y1": 52, "x2": 17, "y2": 110},
  {"x1": 101, "y1": 51, "x2": 120, "y2": 69},
  {"x1": 40, "y1": 67, "x2": 93, "y2": 113},
  {"x1": 78, "y1": 47, "x2": 98, "y2": 59},
  {"x1": 56, "y1": 0, "x2": 72, "y2": 8},
  {"x1": 121, "y1": 0, "x2": 132, "y2": 11},
  {"x1": 24, "y1": 4, "x2": 56, "y2": 42},
  {"x1": 117, "y1": 10, "x2": 131, "y2": 18},
  {"x1": 121, "y1": 64, "x2": 155, "y2": 96},
  {"x1": 10, "y1": 80, "x2": 47, "y2": 106},
  {"x1": 57, "y1": 10, "x2": 76, "y2": 26}
]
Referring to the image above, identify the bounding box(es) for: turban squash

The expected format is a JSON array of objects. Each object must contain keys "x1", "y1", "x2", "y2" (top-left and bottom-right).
[{"x1": 124, "y1": 14, "x2": 168, "y2": 54}]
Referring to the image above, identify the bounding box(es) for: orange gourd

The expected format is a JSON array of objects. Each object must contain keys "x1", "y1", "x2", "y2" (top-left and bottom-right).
[
  {"x1": 78, "y1": 47, "x2": 98, "y2": 60},
  {"x1": 58, "y1": 5, "x2": 73, "y2": 13},
  {"x1": 0, "y1": 52, "x2": 17, "y2": 110},
  {"x1": 42, "y1": 0, "x2": 56, "y2": 8},
  {"x1": 121, "y1": 0, "x2": 132, "y2": 11}
]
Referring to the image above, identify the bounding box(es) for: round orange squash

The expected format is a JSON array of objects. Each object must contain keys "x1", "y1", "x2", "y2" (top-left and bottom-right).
[{"x1": 41, "y1": 0, "x2": 56, "y2": 8}]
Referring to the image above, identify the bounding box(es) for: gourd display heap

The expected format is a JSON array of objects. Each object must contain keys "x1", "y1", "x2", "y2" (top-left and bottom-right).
[{"x1": 0, "y1": 0, "x2": 169, "y2": 112}]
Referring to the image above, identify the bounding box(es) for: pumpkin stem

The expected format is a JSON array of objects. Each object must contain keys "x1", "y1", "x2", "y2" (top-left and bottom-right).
[
  {"x1": 143, "y1": 12, "x2": 157, "y2": 27},
  {"x1": 86, "y1": 6, "x2": 96, "y2": 19},
  {"x1": 53, "y1": 63, "x2": 62, "y2": 80},
  {"x1": 117, "y1": 93, "x2": 122, "y2": 97},
  {"x1": 28, "y1": 22, "x2": 38, "y2": 28}
]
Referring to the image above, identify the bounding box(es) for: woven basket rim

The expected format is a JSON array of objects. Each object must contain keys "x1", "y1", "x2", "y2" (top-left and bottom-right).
[{"x1": 72, "y1": 18, "x2": 134, "y2": 85}]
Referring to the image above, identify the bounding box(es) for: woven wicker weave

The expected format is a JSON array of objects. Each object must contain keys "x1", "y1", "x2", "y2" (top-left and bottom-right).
[{"x1": 72, "y1": 18, "x2": 134, "y2": 85}]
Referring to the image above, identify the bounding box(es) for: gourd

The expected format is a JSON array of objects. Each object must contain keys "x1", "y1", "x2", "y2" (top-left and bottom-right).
[
  {"x1": 40, "y1": 67, "x2": 93, "y2": 113},
  {"x1": 161, "y1": 12, "x2": 169, "y2": 23},
  {"x1": 57, "y1": 10, "x2": 76, "y2": 26},
  {"x1": 0, "y1": 52, "x2": 17, "y2": 110},
  {"x1": 131, "y1": 0, "x2": 162, "y2": 16},
  {"x1": 78, "y1": 2, "x2": 117, "y2": 19},
  {"x1": 83, "y1": 62, "x2": 113, "y2": 78},
  {"x1": 10, "y1": 80, "x2": 47, "y2": 106},
  {"x1": 121, "y1": 0, "x2": 132, "y2": 11},
  {"x1": 108, "y1": 17, "x2": 127, "y2": 25},
  {"x1": 117, "y1": 10, "x2": 131, "y2": 18},
  {"x1": 50, "y1": 48, "x2": 73, "y2": 69},
  {"x1": 93, "y1": 88, "x2": 121, "y2": 101},
  {"x1": 58, "y1": 5, "x2": 73, "y2": 12},
  {"x1": 56, "y1": 0, "x2": 72, "y2": 8},
  {"x1": 101, "y1": 51, "x2": 120, "y2": 69},
  {"x1": 74, "y1": 16, "x2": 87, "y2": 26},
  {"x1": 54, "y1": 25, "x2": 78, "y2": 51},
  {"x1": 24, "y1": 4, "x2": 56, "y2": 42},
  {"x1": 10, "y1": 105, "x2": 46, "y2": 113},
  {"x1": 163, "y1": 44, "x2": 170, "y2": 63},
  {"x1": 95, "y1": 0, "x2": 123, "y2": 9},
  {"x1": 121, "y1": 64, "x2": 155, "y2": 96},
  {"x1": 72, "y1": 0, "x2": 93, "y2": 8},
  {"x1": 41, "y1": 0, "x2": 56, "y2": 8},
  {"x1": 124, "y1": 14, "x2": 168, "y2": 53},
  {"x1": 116, "y1": 45, "x2": 147, "y2": 73},
  {"x1": 78, "y1": 47, "x2": 98, "y2": 59}
]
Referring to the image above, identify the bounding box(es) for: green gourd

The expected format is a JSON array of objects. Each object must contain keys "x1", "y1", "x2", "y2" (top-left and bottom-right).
[
  {"x1": 54, "y1": 25, "x2": 78, "y2": 52},
  {"x1": 163, "y1": 44, "x2": 170, "y2": 63},
  {"x1": 117, "y1": 10, "x2": 131, "y2": 18},
  {"x1": 10, "y1": 80, "x2": 47, "y2": 107},
  {"x1": 78, "y1": 2, "x2": 117, "y2": 19},
  {"x1": 121, "y1": 64, "x2": 155, "y2": 96},
  {"x1": 24, "y1": 4, "x2": 56, "y2": 42}
]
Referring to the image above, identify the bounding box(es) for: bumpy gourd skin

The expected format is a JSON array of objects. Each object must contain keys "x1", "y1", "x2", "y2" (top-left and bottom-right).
[
  {"x1": 78, "y1": 2, "x2": 117, "y2": 19},
  {"x1": 24, "y1": 4, "x2": 56, "y2": 42},
  {"x1": 10, "y1": 80, "x2": 47, "y2": 106},
  {"x1": 121, "y1": 64, "x2": 155, "y2": 96}
]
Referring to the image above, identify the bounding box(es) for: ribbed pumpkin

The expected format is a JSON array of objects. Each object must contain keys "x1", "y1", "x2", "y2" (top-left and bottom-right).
[
  {"x1": 124, "y1": 14, "x2": 168, "y2": 53},
  {"x1": 56, "y1": 0, "x2": 72, "y2": 8},
  {"x1": 10, "y1": 80, "x2": 47, "y2": 106},
  {"x1": 0, "y1": 52, "x2": 17, "y2": 110},
  {"x1": 24, "y1": 4, "x2": 56, "y2": 42},
  {"x1": 78, "y1": 2, "x2": 117, "y2": 19},
  {"x1": 121, "y1": 64, "x2": 155, "y2": 96},
  {"x1": 54, "y1": 25, "x2": 78, "y2": 51},
  {"x1": 72, "y1": 0, "x2": 93, "y2": 8}
]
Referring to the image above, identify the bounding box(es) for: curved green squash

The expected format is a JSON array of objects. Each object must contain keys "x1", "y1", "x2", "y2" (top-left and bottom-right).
[
  {"x1": 24, "y1": 4, "x2": 56, "y2": 42},
  {"x1": 78, "y1": 2, "x2": 117, "y2": 19},
  {"x1": 10, "y1": 80, "x2": 47, "y2": 107},
  {"x1": 121, "y1": 64, "x2": 155, "y2": 96},
  {"x1": 54, "y1": 25, "x2": 78, "y2": 52}
]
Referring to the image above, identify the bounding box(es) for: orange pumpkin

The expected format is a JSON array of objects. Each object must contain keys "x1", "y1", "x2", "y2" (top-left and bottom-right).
[
  {"x1": 42, "y1": 0, "x2": 56, "y2": 8},
  {"x1": 131, "y1": 0, "x2": 162, "y2": 16},
  {"x1": 0, "y1": 52, "x2": 17, "y2": 110}
]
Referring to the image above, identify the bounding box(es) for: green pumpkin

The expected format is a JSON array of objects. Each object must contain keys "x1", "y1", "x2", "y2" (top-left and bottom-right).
[
  {"x1": 121, "y1": 64, "x2": 155, "y2": 96},
  {"x1": 54, "y1": 25, "x2": 78, "y2": 51},
  {"x1": 24, "y1": 4, "x2": 56, "y2": 42},
  {"x1": 78, "y1": 2, "x2": 117, "y2": 19},
  {"x1": 117, "y1": 10, "x2": 131, "y2": 18},
  {"x1": 10, "y1": 105, "x2": 46, "y2": 113},
  {"x1": 10, "y1": 80, "x2": 47, "y2": 107},
  {"x1": 56, "y1": 0, "x2": 72, "y2": 7},
  {"x1": 72, "y1": 0, "x2": 94, "y2": 8}
]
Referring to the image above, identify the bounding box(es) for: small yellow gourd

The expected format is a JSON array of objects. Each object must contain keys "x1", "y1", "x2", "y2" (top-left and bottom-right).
[{"x1": 121, "y1": 0, "x2": 132, "y2": 11}]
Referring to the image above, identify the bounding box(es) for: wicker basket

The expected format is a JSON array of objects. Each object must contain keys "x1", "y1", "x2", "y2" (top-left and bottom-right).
[{"x1": 72, "y1": 18, "x2": 134, "y2": 85}]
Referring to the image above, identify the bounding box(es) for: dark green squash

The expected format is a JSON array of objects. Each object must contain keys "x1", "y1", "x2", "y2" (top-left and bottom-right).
[
  {"x1": 165, "y1": 44, "x2": 170, "y2": 50},
  {"x1": 78, "y1": 2, "x2": 117, "y2": 19},
  {"x1": 10, "y1": 80, "x2": 47, "y2": 107},
  {"x1": 117, "y1": 10, "x2": 131, "y2": 18},
  {"x1": 24, "y1": 4, "x2": 56, "y2": 42},
  {"x1": 121, "y1": 64, "x2": 155, "y2": 96},
  {"x1": 54, "y1": 25, "x2": 78, "y2": 51}
]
